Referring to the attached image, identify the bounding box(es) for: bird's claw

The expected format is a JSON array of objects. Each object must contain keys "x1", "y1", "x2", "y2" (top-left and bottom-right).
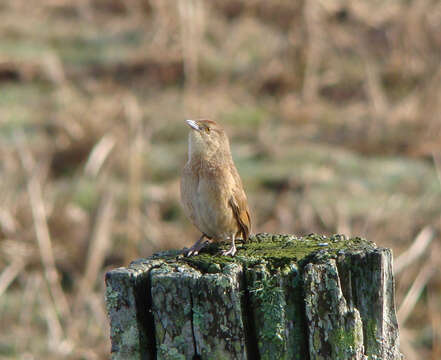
[
  {"x1": 185, "y1": 249, "x2": 199, "y2": 257},
  {"x1": 221, "y1": 246, "x2": 237, "y2": 257},
  {"x1": 184, "y1": 240, "x2": 208, "y2": 257}
]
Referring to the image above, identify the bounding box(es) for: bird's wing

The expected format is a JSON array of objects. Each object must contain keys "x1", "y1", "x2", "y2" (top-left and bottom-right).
[
  {"x1": 229, "y1": 165, "x2": 251, "y2": 241},
  {"x1": 229, "y1": 195, "x2": 251, "y2": 241}
]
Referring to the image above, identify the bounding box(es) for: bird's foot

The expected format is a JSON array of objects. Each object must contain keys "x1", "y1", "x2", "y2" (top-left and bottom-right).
[
  {"x1": 221, "y1": 245, "x2": 237, "y2": 257},
  {"x1": 184, "y1": 240, "x2": 209, "y2": 257}
]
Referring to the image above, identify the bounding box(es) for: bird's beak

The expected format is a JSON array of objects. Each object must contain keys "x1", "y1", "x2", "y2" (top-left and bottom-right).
[{"x1": 186, "y1": 119, "x2": 200, "y2": 131}]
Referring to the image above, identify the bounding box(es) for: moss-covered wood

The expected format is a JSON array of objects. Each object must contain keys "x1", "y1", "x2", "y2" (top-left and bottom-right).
[{"x1": 105, "y1": 233, "x2": 402, "y2": 360}]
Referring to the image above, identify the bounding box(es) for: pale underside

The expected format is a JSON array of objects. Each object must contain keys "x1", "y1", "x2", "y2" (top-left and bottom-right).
[{"x1": 181, "y1": 158, "x2": 242, "y2": 242}]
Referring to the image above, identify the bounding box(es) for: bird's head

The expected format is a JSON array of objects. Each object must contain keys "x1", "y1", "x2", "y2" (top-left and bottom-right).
[{"x1": 185, "y1": 119, "x2": 230, "y2": 159}]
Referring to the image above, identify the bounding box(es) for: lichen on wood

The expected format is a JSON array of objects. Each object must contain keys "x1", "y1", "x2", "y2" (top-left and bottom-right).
[
  {"x1": 105, "y1": 233, "x2": 402, "y2": 360},
  {"x1": 303, "y1": 259, "x2": 364, "y2": 359},
  {"x1": 105, "y1": 259, "x2": 162, "y2": 360}
]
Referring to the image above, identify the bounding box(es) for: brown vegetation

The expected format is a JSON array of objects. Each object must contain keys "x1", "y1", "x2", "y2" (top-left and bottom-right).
[{"x1": 0, "y1": 0, "x2": 440, "y2": 359}]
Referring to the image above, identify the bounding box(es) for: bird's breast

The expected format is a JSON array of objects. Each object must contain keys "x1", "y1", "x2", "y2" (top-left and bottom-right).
[
  {"x1": 195, "y1": 176, "x2": 237, "y2": 240},
  {"x1": 181, "y1": 157, "x2": 239, "y2": 240}
]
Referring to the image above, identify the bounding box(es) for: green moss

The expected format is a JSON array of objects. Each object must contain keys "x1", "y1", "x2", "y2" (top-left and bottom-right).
[
  {"x1": 365, "y1": 318, "x2": 379, "y2": 357},
  {"x1": 249, "y1": 274, "x2": 286, "y2": 358},
  {"x1": 329, "y1": 326, "x2": 362, "y2": 358},
  {"x1": 158, "y1": 344, "x2": 186, "y2": 360},
  {"x1": 180, "y1": 233, "x2": 375, "y2": 272}
]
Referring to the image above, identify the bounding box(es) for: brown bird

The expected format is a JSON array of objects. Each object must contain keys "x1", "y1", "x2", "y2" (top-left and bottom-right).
[{"x1": 180, "y1": 119, "x2": 251, "y2": 256}]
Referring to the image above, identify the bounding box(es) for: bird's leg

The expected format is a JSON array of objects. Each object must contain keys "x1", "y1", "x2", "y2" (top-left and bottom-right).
[
  {"x1": 184, "y1": 234, "x2": 209, "y2": 257},
  {"x1": 221, "y1": 234, "x2": 237, "y2": 256}
]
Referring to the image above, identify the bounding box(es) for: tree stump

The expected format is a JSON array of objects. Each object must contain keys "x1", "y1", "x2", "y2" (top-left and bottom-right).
[{"x1": 105, "y1": 233, "x2": 402, "y2": 360}]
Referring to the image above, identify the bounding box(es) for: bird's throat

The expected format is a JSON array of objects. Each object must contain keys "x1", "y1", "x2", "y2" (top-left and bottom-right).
[{"x1": 188, "y1": 133, "x2": 216, "y2": 162}]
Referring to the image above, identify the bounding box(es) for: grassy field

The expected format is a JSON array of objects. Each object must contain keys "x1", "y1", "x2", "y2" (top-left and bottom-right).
[{"x1": 0, "y1": 0, "x2": 440, "y2": 359}]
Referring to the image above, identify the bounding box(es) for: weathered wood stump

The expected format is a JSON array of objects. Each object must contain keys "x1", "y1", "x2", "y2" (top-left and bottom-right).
[{"x1": 105, "y1": 233, "x2": 402, "y2": 360}]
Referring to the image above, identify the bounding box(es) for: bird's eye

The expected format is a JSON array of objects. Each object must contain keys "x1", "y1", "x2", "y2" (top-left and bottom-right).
[{"x1": 205, "y1": 127, "x2": 210, "y2": 133}]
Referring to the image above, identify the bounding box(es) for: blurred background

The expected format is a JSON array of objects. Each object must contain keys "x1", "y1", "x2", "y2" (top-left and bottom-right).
[{"x1": 0, "y1": 0, "x2": 440, "y2": 359}]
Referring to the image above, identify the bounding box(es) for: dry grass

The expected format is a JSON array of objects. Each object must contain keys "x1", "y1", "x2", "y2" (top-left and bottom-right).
[{"x1": 0, "y1": 0, "x2": 440, "y2": 358}]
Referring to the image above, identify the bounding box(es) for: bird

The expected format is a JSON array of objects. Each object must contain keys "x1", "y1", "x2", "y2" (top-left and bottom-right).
[{"x1": 180, "y1": 119, "x2": 251, "y2": 256}]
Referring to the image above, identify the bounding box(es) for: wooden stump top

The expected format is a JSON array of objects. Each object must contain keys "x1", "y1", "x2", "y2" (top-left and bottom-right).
[{"x1": 106, "y1": 233, "x2": 402, "y2": 360}]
